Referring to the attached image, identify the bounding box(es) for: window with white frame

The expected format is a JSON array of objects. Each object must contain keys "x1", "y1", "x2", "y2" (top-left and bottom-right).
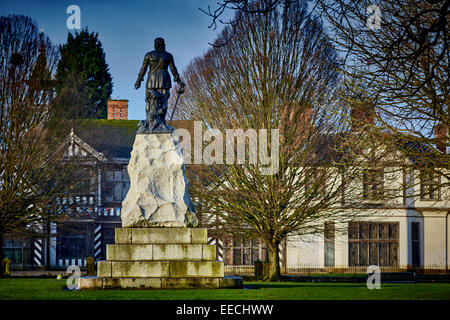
[
  {"x1": 104, "y1": 167, "x2": 130, "y2": 202},
  {"x1": 224, "y1": 238, "x2": 267, "y2": 265},
  {"x1": 3, "y1": 236, "x2": 31, "y2": 265},
  {"x1": 420, "y1": 169, "x2": 440, "y2": 200},
  {"x1": 362, "y1": 169, "x2": 384, "y2": 200},
  {"x1": 324, "y1": 222, "x2": 335, "y2": 267},
  {"x1": 348, "y1": 222, "x2": 399, "y2": 267},
  {"x1": 305, "y1": 168, "x2": 326, "y2": 199}
]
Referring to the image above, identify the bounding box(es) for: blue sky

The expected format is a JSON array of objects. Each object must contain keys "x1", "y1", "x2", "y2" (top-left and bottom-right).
[{"x1": 0, "y1": 0, "x2": 229, "y2": 120}]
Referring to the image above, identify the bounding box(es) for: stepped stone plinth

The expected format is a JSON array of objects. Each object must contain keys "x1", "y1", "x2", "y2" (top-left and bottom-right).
[
  {"x1": 78, "y1": 227, "x2": 242, "y2": 289},
  {"x1": 79, "y1": 133, "x2": 242, "y2": 289}
]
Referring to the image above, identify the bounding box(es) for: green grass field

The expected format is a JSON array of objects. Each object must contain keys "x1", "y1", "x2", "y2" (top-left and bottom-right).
[{"x1": 0, "y1": 279, "x2": 449, "y2": 300}]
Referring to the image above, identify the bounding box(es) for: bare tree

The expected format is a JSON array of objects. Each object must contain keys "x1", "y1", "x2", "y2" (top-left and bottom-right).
[
  {"x1": 0, "y1": 15, "x2": 78, "y2": 268},
  {"x1": 175, "y1": 1, "x2": 392, "y2": 281},
  {"x1": 200, "y1": 0, "x2": 311, "y2": 32},
  {"x1": 318, "y1": 0, "x2": 448, "y2": 156},
  {"x1": 314, "y1": 0, "x2": 449, "y2": 202},
  {"x1": 202, "y1": 0, "x2": 449, "y2": 191}
]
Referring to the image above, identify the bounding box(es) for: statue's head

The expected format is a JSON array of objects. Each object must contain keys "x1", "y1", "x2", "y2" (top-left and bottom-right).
[{"x1": 154, "y1": 37, "x2": 165, "y2": 52}]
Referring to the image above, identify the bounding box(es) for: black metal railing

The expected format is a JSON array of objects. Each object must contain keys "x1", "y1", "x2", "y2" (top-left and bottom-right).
[
  {"x1": 224, "y1": 264, "x2": 450, "y2": 276},
  {"x1": 8, "y1": 264, "x2": 87, "y2": 277}
]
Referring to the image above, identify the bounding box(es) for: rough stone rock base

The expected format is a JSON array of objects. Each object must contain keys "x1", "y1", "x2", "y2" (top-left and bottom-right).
[
  {"x1": 120, "y1": 133, "x2": 197, "y2": 228},
  {"x1": 79, "y1": 228, "x2": 243, "y2": 289}
]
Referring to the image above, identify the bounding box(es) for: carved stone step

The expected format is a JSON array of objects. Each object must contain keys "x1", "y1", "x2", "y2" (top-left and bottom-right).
[
  {"x1": 98, "y1": 260, "x2": 224, "y2": 278},
  {"x1": 115, "y1": 227, "x2": 207, "y2": 244},
  {"x1": 106, "y1": 243, "x2": 216, "y2": 261},
  {"x1": 79, "y1": 276, "x2": 243, "y2": 289}
]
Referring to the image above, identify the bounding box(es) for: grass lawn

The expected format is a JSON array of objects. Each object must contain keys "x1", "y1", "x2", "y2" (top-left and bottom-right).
[{"x1": 0, "y1": 279, "x2": 450, "y2": 300}]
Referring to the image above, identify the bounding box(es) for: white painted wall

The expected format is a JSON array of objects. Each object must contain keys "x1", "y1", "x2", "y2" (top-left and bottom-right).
[
  {"x1": 334, "y1": 221, "x2": 348, "y2": 267},
  {"x1": 286, "y1": 234, "x2": 323, "y2": 266},
  {"x1": 447, "y1": 213, "x2": 450, "y2": 268},
  {"x1": 285, "y1": 209, "x2": 448, "y2": 268},
  {"x1": 423, "y1": 211, "x2": 447, "y2": 266}
]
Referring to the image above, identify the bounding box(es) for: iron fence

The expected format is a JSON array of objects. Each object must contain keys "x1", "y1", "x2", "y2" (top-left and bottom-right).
[
  {"x1": 9, "y1": 270, "x2": 87, "y2": 277},
  {"x1": 224, "y1": 265, "x2": 255, "y2": 276},
  {"x1": 7, "y1": 263, "x2": 449, "y2": 277},
  {"x1": 224, "y1": 264, "x2": 450, "y2": 276},
  {"x1": 8, "y1": 264, "x2": 86, "y2": 277}
]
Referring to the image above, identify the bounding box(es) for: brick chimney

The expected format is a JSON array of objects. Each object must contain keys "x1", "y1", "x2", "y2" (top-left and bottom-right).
[
  {"x1": 107, "y1": 99, "x2": 128, "y2": 120},
  {"x1": 350, "y1": 104, "x2": 375, "y2": 131},
  {"x1": 434, "y1": 122, "x2": 447, "y2": 154}
]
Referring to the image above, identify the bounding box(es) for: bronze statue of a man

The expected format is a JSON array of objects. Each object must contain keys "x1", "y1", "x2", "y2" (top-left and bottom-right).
[{"x1": 135, "y1": 37, "x2": 185, "y2": 133}]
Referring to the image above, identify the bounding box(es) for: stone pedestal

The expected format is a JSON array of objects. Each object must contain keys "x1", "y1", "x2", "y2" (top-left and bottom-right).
[
  {"x1": 79, "y1": 228, "x2": 242, "y2": 289},
  {"x1": 79, "y1": 133, "x2": 242, "y2": 289}
]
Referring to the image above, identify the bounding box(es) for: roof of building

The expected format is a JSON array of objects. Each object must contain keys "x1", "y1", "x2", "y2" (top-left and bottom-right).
[
  {"x1": 69, "y1": 119, "x2": 447, "y2": 167},
  {"x1": 71, "y1": 119, "x2": 193, "y2": 159},
  {"x1": 72, "y1": 119, "x2": 138, "y2": 159}
]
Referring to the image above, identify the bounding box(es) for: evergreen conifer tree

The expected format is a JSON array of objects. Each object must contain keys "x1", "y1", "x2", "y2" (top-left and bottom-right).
[{"x1": 56, "y1": 28, "x2": 112, "y2": 119}]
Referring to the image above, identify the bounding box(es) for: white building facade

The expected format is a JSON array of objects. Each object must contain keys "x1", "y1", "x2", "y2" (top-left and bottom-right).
[{"x1": 286, "y1": 166, "x2": 450, "y2": 270}]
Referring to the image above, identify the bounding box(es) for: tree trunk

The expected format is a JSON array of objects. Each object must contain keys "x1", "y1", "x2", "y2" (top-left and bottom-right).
[{"x1": 266, "y1": 242, "x2": 281, "y2": 282}]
